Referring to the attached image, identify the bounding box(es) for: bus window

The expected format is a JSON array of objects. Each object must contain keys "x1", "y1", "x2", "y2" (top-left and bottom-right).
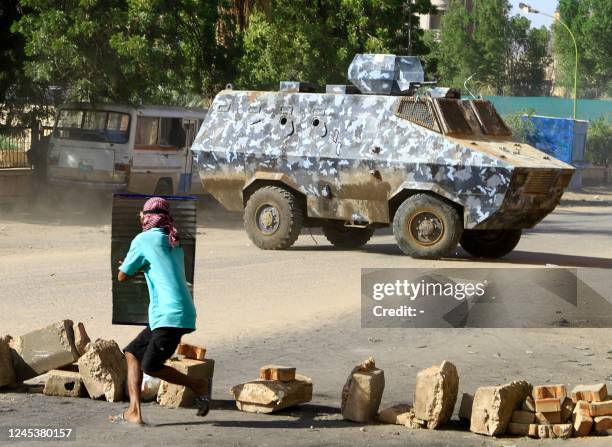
[
  {"x1": 55, "y1": 109, "x2": 130, "y2": 143},
  {"x1": 136, "y1": 117, "x2": 185, "y2": 148},
  {"x1": 136, "y1": 117, "x2": 159, "y2": 146}
]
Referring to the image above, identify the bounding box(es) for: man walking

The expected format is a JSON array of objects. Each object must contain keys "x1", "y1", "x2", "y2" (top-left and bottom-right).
[{"x1": 110, "y1": 197, "x2": 209, "y2": 425}]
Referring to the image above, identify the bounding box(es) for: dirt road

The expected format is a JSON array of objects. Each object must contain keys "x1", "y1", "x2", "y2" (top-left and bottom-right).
[{"x1": 0, "y1": 190, "x2": 611, "y2": 446}]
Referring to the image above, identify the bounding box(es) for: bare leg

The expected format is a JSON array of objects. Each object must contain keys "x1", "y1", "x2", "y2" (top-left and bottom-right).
[
  {"x1": 123, "y1": 352, "x2": 144, "y2": 424},
  {"x1": 146, "y1": 366, "x2": 209, "y2": 396}
]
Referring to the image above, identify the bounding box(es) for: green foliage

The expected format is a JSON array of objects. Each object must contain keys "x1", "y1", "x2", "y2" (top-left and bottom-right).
[
  {"x1": 236, "y1": 0, "x2": 436, "y2": 90},
  {"x1": 554, "y1": 0, "x2": 612, "y2": 98},
  {"x1": 504, "y1": 108, "x2": 536, "y2": 143},
  {"x1": 585, "y1": 117, "x2": 612, "y2": 165}
]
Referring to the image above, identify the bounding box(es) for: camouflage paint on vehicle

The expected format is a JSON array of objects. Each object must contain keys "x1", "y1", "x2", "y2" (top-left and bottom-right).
[{"x1": 191, "y1": 54, "x2": 573, "y2": 231}]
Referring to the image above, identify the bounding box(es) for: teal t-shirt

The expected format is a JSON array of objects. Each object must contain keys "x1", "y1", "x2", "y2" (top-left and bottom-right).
[{"x1": 120, "y1": 228, "x2": 196, "y2": 330}]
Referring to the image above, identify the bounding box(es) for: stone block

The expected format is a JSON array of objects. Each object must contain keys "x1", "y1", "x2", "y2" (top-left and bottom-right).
[
  {"x1": 535, "y1": 397, "x2": 561, "y2": 413},
  {"x1": 573, "y1": 401, "x2": 593, "y2": 437},
  {"x1": 533, "y1": 384, "x2": 566, "y2": 400},
  {"x1": 0, "y1": 335, "x2": 16, "y2": 388},
  {"x1": 535, "y1": 411, "x2": 561, "y2": 424},
  {"x1": 589, "y1": 400, "x2": 612, "y2": 417},
  {"x1": 537, "y1": 424, "x2": 552, "y2": 438},
  {"x1": 528, "y1": 423, "x2": 539, "y2": 438},
  {"x1": 259, "y1": 365, "x2": 296, "y2": 382},
  {"x1": 10, "y1": 321, "x2": 79, "y2": 381},
  {"x1": 571, "y1": 383, "x2": 607, "y2": 403},
  {"x1": 176, "y1": 343, "x2": 206, "y2": 361},
  {"x1": 157, "y1": 358, "x2": 214, "y2": 408},
  {"x1": 77, "y1": 339, "x2": 126, "y2": 402},
  {"x1": 470, "y1": 380, "x2": 531, "y2": 436},
  {"x1": 560, "y1": 396, "x2": 575, "y2": 422},
  {"x1": 378, "y1": 404, "x2": 423, "y2": 429},
  {"x1": 43, "y1": 370, "x2": 85, "y2": 397},
  {"x1": 231, "y1": 374, "x2": 312, "y2": 414},
  {"x1": 341, "y1": 358, "x2": 384, "y2": 423},
  {"x1": 413, "y1": 360, "x2": 458, "y2": 429},
  {"x1": 551, "y1": 423, "x2": 572, "y2": 438},
  {"x1": 594, "y1": 416, "x2": 612, "y2": 435}
]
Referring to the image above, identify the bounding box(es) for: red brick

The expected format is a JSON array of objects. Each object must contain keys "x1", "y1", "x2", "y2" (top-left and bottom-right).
[
  {"x1": 176, "y1": 343, "x2": 206, "y2": 361},
  {"x1": 571, "y1": 383, "x2": 608, "y2": 403},
  {"x1": 259, "y1": 365, "x2": 296, "y2": 382},
  {"x1": 535, "y1": 397, "x2": 562, "y2": 413},
  {"x1": 533, "y1": 384, "x2": 566, "y2": 400}
]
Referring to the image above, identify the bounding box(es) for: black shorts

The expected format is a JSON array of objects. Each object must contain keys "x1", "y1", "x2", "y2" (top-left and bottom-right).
[{"x1": 124, "y1": 326, "x2": 193, "y2": 373}]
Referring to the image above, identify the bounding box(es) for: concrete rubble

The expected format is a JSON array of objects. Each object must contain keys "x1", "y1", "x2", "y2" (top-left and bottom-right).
[
  {"x1": 231, "y1": 372, "x2": 312, "y2": 414},
  {"x1": 377, "y1": 404, "x2": 423, "y2": 429},
  {"x1": 73, "y1": 322, "x2": 91, "y2": 357},
  {"x1": 341, "y1": 357, "x2": 385, "y2": 423},
  {"x1": 43, "y1": 370, "x2": 86, "y2": 398},
  {"x1": 77, "y1": 339, "x2": 126, "y2": 402},
  {"x1": 158, "y1": 358, "x2": 215, "y2": 408},
  {"x1": 10, "y1": 320, "x2": 79, "y2": 382},
  {"x1": 0, "y1": 335, "x2": 17, "y2": 388},
  {"x1": 414, "y1": 360, "x2": 459, "y2": 429},
  {"x1": 259, "y1": 365, "x2": 296, "y2": 382},
  {"x1": 470, "y1": 380, "x2": 531, "y2": 436}
]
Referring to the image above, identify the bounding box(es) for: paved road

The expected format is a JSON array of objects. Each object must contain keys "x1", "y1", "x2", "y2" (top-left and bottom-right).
[{"x1": 0, "y1": 192, "x2": 611, "y2": 446}]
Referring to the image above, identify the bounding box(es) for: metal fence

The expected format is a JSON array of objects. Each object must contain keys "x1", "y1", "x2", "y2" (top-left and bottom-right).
[{"x1": 0, "y1": 126, "x2": 53, "y2": 169}]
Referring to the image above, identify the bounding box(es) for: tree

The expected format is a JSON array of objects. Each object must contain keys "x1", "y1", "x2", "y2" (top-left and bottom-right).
[
  {"x1": 435, "y1": 0, "x2": 475, "y2": 90},
  {"x1": 554, "y1": 0, "x2": 612, "y2": 98},
  {"x1": 470, "y1": 0, "x2": 511, "y2": 94},
  {"x1": 506, "y1": 17, "x2": 550, "y2": 96},
  {"x1": 235, "y1": 0, "x2": 436, "y2": 90}
]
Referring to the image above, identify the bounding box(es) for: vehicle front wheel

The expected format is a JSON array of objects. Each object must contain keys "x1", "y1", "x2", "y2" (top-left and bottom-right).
[
  {"x1": 460, "y1": 229, "x2": 522, "y2": 259},
  {"x1": 244, "y1": 186, "x2": 303, "y2": 250},
  {"x1": 392, "y1": 194, "x2": 462, "y2": 259},
  {"x1": 322, "y1": 220, "x2": 374, "y2": 249}
]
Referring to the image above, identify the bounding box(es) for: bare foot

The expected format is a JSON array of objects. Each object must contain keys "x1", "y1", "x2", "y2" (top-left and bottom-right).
[{"x1": 109, "y1": 410, "x2": 144, "y2": 425}]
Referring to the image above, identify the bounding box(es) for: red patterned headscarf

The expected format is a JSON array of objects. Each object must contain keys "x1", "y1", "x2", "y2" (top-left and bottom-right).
[{"x1": 142, "y1": 197, "x2": 180, "y2": 248}]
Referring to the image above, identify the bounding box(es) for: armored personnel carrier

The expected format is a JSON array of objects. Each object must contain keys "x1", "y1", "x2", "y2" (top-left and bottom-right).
[{"x1": 191, "y1": 54, "x2": 574, "y2": 259}]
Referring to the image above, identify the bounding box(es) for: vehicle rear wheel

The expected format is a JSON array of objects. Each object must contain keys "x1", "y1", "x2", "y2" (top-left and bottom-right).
[
  {"x1": 244, "y1": 186, "x2": 303, "y2": 250},
  {"x1": 322, "y1": 220, "x2": 374, "y2": 249},
  {"x1": 154, "y1": 178, "x2": 173, "y2": 196},
  {"x1": 392, "y1": 194, "x2": 462, "y2": 259},
  {"x1": 460, "y1": 229, "x2": 522, "y2": 258}
]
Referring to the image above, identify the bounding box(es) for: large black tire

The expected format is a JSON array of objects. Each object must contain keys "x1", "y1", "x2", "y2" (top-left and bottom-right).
[
  {"x1": 460, "y1": 229, "x2": 522, "y2": 259},
  {"x1": 244, "y1": 186, "x2": 303, "y2": 250},
  {"x1": 154, "y1": 178, "x2": 173, "y2": 196},
  {"x1": 392, "y1": 194, "x2": 462, "y2": 259},
  {"x1": 322, "y1": 220, "x2": 374, "y2": 249}
]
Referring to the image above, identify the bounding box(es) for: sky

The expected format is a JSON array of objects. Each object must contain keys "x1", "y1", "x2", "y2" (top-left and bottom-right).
[{"x1": 509, "y1": 0, "x2": 557, "y2": 28}]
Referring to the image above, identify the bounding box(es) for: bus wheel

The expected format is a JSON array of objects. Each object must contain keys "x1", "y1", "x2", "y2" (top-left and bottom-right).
[
  {"x1": 460, "y1": 229, "x2": 522, "y2": 258},
  {"x1": 154, "y1": 178, "x2": 173, "y2": 196},
  {"x1": 322, "y1": 220, "x2": 374, "y2": 249},
  {"x1": 392, "y1": 194, "x2": 462, "y2": 259},
  {"x1": 244, "y1": 186, "x2": 303, "y2": 250}
]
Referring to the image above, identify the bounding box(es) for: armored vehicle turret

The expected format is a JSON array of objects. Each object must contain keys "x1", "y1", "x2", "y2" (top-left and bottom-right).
[{"x1": 191, "y1": 54, "x2": 574, "y2": 259}]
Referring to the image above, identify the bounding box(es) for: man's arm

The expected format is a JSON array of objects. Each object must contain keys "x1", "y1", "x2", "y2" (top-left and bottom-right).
[{"x1": 118, "y1": 238, "x2": 147, "y2": 281}]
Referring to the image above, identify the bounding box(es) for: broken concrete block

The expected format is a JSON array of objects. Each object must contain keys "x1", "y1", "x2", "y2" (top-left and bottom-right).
[
  {"x1": 507, "y1": 422, "x2": 530, "y2": 436},
  {"x1": 378, "y1": 404, "x2": 423, "y2": 429},
  {"x1": 43, "y1": 370, "x2": 85, "y2": 397},
  {"x1": 0, "y1": 335, "x2": 16, "y2": 388},
  {"x1": 231, "y1": 374, "x2": 312, "y2": 414},
  {"x1": 560, "y1": 396, "x2": 575, "y2": 422},
  {"x1": 571, "y1": 383, "x2": 607, "y2": 403},
  {"x1": 535, "y1": 397, "x2": 561, "y2": 413},
  {"x1": 512, "y1": 410, "x2": 535, "y2": 424},
  {"x1": 528, "y1": 423, "x2": 539, "y2": 438},
  {"x1": 533, "y1": 384, "x2": 566, "y2": 400},
  {"x1": 413, "y1": 360, "x2": 458, "y2": 429},
  {"x1": 10, "y1": 321, "x2": 79, "y2": 381},
  {"x1": 537, "y1": 424, "x2": 552, "y2": 438},
  {"x1": 470, "y1": 380, "x2": 531, "y2": 436},
  {"x1": 522, "y1": 396, "x2": 536, "y2": 412},
  {"x1": 77, "y1": 339, "x2": 126, "y2": 402},
  {"x1": 72, "y1": 322, "x2": 91, "y2": 357},
  {"x1": 535, "y1": 411, "x2": 561, "y2": 424},
  {"x1": 589, "y1": 400, "x2": 612, "y2": 417},
  {"x1": 551, "y1": 423, "x2": 572, "y2": 438},
  {"x1": 458, "y1": 393, "x2": 473, "y2": 424},
  {"x1": 341, "y1": 357, "x2": 385, "y2": 423},
  {"x1": 573, "y1": 401, "x2": 594, "y2": 436},
  {"x1": 594, "y1": 415, "x2": 612, "y2": 435},
  {"x1": 157, "y1": 358, "x2": 214, "y2": 408},
  {"x1": 259, "y1": 365, "x2": 296, "y2": 382},
  {"x1": 176, "y1": 343, "x2": 206, "y2": 361}
]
